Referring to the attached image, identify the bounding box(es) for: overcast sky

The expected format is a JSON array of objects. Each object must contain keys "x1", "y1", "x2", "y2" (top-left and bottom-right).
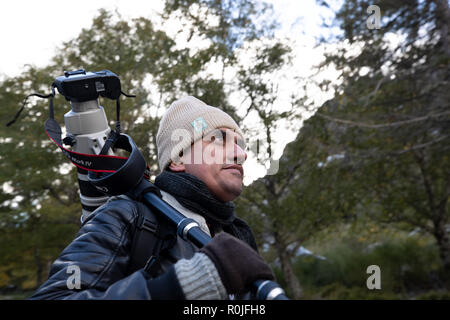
[
  {"x1": 0, "y1": 0, "x2": 342, "y2": 184},
  {"x1": 0, "y1": 0, "x2": 339, "y2": 76}
]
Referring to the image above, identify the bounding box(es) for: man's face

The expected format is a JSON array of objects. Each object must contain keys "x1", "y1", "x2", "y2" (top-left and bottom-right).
[{"x1": 169, "y1": 127, "x2": 247, "y2": 202}]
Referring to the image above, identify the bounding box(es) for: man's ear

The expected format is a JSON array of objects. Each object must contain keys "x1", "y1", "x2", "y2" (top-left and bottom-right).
[{"x1": 168, "y1": 160, "x2": 185, "y2": 172}]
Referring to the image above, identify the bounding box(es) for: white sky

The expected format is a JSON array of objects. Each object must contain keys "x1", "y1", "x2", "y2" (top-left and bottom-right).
[{"x1": 0, "y1": 0, "x2": 342, "y2": 185}]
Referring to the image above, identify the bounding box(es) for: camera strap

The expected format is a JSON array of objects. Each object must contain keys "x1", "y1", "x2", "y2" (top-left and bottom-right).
[
  {"x1": 99, "y1": 90, "x2": 135, "y2": 156},
  {"x1": 7, "y1": 86, "x2": 140, "y2": 174},
  {"x1": 37, "y1": 85, "x2": 130, "y2": 173},
  {"x1": 45, "y1": 117, "x2": 129, "y2": 173},
  {"x1": 7, "y1": 88, "x2": 150, "y2": 195},
  {"x1": 6, "y1": 91, "x2": 55, "y2": 127},
  {"x1": 43, "y1": 98, "x2": 148, "y2": 195}
]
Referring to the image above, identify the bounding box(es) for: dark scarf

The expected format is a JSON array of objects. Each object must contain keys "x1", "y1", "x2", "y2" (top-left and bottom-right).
[{"x1": 154, "y1": 170, "x2": 258, "y2": 252}]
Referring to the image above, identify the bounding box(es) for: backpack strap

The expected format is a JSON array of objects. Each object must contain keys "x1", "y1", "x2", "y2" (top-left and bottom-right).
[
  {"x1": 126, "y1": 180, "x2": 176, "y2": 277},
  {"x1": 129, "y1": 203, "x2": 162, "y2": 273}
]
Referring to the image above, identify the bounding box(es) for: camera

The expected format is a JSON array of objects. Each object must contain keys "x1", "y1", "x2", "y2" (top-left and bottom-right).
[{"x1": 53, "y1": 69, "x2": 122, "y2": 102}]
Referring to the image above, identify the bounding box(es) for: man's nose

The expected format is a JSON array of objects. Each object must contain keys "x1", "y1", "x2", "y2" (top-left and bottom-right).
[{"x1": 234, "y1": 143, "x2": 247, "y2": 165}]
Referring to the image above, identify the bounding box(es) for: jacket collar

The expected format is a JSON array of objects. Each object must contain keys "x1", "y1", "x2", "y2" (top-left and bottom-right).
[{"x1": 160, "y1": 190, "x2": 212, "y2": 236}]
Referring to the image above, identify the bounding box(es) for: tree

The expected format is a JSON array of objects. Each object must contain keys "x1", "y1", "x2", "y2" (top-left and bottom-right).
[
  {"x1": 1, "y1": 1, "x2": 301, "y2": 292},
  {"x1": 314, "y1": 0, "x2": 450, "y2": 275},
  {"x1": 162, "y1": 1, "x2": 312, "y2": 298},
  {"x1": 0, "y1": 9, "x2": 182, "y2": 288}
]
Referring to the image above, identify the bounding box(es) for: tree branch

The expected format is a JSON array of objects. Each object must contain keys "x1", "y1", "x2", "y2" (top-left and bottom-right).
[
  {"x1": 43, "y1": 184, "x2": 70, "y2": 206},
  {"x1": 395, "y1": 135, "x2": 450, "y2": 155},
  {"x1": 362, "y1": 75, "x2": 388, "y2": 109},
  {"x1": 278, "y1": 159, "x2": 303, "y2": 197},
  {"x1": 315, "y1": 111, "x2": 450, "y2": 129}
]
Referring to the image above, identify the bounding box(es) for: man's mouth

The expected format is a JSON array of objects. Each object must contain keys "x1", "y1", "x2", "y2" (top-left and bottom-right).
[{"x1": 222, "y1": 164, "x2": 244, "y2": 177}]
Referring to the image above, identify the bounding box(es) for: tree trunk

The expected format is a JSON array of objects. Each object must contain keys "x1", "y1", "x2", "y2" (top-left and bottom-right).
[
  {"x1": 433, "y1": 0, "x2": 450, "y2": 57},
  {"x1": 434, "y1": 223, "x2": 450, "y2": 277},
  {"x1": 273, "y1": 233, "x2": 302, "y2": 299},
  {"x1": 34, "y1": 247, "x2": 43, "y2": 287},
  {"x1": 414, "y1": 151, "x2": 450, "y2": 280},
  {"x1": 279, "y1": 248, "x2": 303, "y2": 299}
]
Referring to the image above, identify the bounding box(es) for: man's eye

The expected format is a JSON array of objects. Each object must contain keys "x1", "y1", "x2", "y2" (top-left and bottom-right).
[{"x1": 210, "y1": 135, "x2": 224, "y2": 144}]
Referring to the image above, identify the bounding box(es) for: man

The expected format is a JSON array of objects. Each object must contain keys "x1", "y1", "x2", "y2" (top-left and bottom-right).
[{"x1": 30, "y1": 96, "x2": 274, "y2": 299}]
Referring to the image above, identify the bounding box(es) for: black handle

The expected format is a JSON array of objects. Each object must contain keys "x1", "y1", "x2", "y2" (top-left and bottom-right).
[{"x1": 64, "y1": 69, "x2": 86, "y2": 77}]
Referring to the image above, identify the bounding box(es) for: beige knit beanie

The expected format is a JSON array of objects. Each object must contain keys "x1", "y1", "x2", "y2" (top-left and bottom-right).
[{"x1": 156, "y1": 96, "x2": 245, "y2": 172}]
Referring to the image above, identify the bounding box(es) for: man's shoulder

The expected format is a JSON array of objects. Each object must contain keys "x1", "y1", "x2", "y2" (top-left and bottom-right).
[{"x1": 82, "y1": 195, "x2": 145, "y2": 228}]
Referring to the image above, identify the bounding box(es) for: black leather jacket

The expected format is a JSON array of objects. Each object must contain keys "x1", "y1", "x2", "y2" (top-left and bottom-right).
[{"x1": 29, "y1": 196, "x2": 198, "y2": 299}]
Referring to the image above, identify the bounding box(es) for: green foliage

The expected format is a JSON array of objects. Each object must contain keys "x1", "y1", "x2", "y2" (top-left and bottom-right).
[
  {"x1": 416, "y1": 290, "x2": 450, "y2": 300},
  {"x1": 295, "y1": 235, "x2": 445, "y2": 299},
  {"x1": 315, "y1": 283, "x2": 399, "y2": 300},
  {"x1": 1, "y1": 1, "x2": 296, "y2": 293},
  {"x1": 236, "y1": 0, "x2": 449, "y2": 299},
  {"x1": 1, "y1": 10, "x2": 179, "y2": 289},
  {"x1": 313, "y1": 0, "x2": 450, "y2": 273},
  {"x1": 1, "y1": 0, "x2": 448, "y2": 300}
]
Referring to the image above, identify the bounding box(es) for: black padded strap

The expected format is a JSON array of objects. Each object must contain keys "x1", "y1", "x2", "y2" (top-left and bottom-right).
[
  {"x1": 128, "y1": 202, "x2": 161, "y2": 275},
  {"x1": 128, "y1": 200, "x2": 176, "y2": 277}
]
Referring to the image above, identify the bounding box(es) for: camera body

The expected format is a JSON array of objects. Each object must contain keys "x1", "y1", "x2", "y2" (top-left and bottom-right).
[
  {"x1": 54, "y1": 69, "x2": 122, "y2": 221},
  {"x1": 53, "y1": 69, "x2": 121, "y2": 102}
]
